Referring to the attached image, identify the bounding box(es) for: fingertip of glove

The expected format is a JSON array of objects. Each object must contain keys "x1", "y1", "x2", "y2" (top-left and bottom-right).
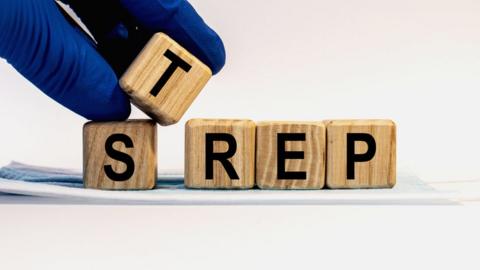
[
  {"x1": 201, "y1": 33, "x2": 226, "y2": 75},
  {"x1": 82, "y1": 92, "x2": 132, "y2": 122},
  {"x1": 209, "y1": 43, "x2": 226, "y2": 75}
]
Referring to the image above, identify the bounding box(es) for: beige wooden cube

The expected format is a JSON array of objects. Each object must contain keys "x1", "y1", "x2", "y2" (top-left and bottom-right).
[
  {"x1": 185, "y1": 119, "x2": 255, "y2": 189},
  {"x1": 326, "y1": 120, "x2": 396, "y2": 189},
  {"x1": 119, "y1": 33, "x2": 212, "y2": 126},
  {"x1": 256, "y1": 121, "x2": 326, "y2": 189},
  {"x1": 83, "y1": 120, "x2": 157, "y2": 190}
]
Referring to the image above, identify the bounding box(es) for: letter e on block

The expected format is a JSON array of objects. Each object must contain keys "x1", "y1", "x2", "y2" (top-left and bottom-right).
[
  {"x1": 326, "y1": 120, "x2": 396, "y2": 189},
  {"x1": 185, "y1": 119, "x2": 255, "y2": 189},
  {"x1": 83, "y1": 120, "x2": 157, "y2": 190},
  {"x1": 119, "y1": 33, "x2": 212, "y2": 126},
  {"x1": 256, "y1": 121, "x2": 326, "y2": 189}
]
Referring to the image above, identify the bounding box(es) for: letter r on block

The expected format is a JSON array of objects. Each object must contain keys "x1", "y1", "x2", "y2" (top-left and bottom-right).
[{"x1": 185, "y1": 119, "x2": 255, "y2": 189}]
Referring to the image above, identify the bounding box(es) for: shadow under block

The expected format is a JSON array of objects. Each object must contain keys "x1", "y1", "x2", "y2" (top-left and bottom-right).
[
  {"x1": 119, "y1": 33, "x2": 212, "y2": 126},
  {"x1": 83, "y1": 120, "x2": 157, "y2": 190},
  {"x1": 325, "y1": 120, "x2": 396, "y2": 189},
  {"x1": 256, "y1": 122, "x2": 326, "y2": 189},
  {"x1": 185, "y1": 119, "x2": 256, "y2": 189}
]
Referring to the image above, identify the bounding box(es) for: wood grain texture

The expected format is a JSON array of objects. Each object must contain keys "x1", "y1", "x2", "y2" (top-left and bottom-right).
[
  {"x1": 83, "y1": 120, "x2": 157, "y2": 190},
  {"x1": 185, "y1": 119, "x2": 255, "y2": 189},
  {"x1": 256, "y1": 121, "x2": 326, "y2": 189},
  {"x1": 325, "y1": 119, "x2": 396, "y2": 189},
  {"x1": 119, "y1": 33, "x2": 212, "y2": 126}
]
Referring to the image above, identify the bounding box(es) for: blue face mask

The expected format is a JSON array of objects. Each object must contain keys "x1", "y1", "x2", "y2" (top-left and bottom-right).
[{"x1": 0, "y1": 161, "x2": 440, "y2": 204}]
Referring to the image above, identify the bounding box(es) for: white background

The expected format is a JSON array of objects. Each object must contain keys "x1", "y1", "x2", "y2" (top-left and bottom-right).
[
  {"x1": 1, "y1": 0, "x2": 480, "y2": 182},
  {"x1": 1, "y1": 1, "x2": 480, "y2": 270}
]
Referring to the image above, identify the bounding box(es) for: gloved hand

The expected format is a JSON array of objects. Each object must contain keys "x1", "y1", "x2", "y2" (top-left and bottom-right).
[{"x1": 0, "y1": 0, "x2": 225, "y2": 121}]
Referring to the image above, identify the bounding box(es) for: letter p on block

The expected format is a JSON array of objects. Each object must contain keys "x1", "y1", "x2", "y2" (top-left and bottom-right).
[{"x1": 326, "y1": 120, "x2": 396, "y2": 189}]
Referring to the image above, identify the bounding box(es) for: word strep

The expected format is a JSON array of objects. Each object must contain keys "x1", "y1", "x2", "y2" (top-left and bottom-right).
[
  {"x1": 82, "y1": 32, "x2": 396, "y2": 190},
  {"x1": 82, "y1": 118, "x2": 395, "y2": 190}
]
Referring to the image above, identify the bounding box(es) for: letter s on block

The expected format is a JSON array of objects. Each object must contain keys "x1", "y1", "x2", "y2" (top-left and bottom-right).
[{"x1": 104, "y1": 133, "x2": 135, "y2": 181}]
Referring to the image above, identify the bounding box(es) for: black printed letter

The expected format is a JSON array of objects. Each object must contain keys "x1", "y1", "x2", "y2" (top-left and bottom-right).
[
  {"x1": 149, "y1": 49, "x2": 192, "y2": 97},
  {"x1": 205, "y1": 133, "x2": 240, "y2": 180},
  {"x1": 277, "y1": 133, "x2": 307, "y2": 180},
  {"x1": 104, "y1": 134, "x2": 135, "y2": 181},
  {"x1": 346, "y1": 133, "x2": 376, "y2": 180}
]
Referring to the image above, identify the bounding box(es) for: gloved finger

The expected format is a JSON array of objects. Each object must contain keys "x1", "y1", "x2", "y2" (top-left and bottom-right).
[
  {"x1": 0, "y1": 0, "x2": 131, "y2": 121},
  {"x1": 120, "y1": 0, "x2": 226, "y2": 74},
  {"x1": 57, "y1": 0, "x2": 147, "y2": 76},
  {"x1": 58, "y1": 0, "x2": 123, "y2": 42},
  {"x1": 59, "y1": 0, "x2": 225, "y2": 75}
]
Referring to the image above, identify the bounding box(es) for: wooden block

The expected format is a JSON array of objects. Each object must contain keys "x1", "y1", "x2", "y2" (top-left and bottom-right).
[
  {"x1": 119, "y1": 33, "x2": 212, "y2": 126},
  {"x1": 256, "y1": 121, "x2": 326, "y2": 189},
  {"x1": 185, "y1": 119, "x2": 255, "y2": 189},
  {"x1": 325, "y1": 120, "x2": 396, "y2": 189},
  {"x1": 83, "y1": 120, "x2": 157, "y2": 190}
]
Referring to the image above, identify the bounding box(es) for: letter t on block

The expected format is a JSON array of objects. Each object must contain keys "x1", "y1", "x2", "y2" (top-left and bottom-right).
[
  {"x1": 185, "y1": 119, "x2": 256, "y2": 189},
  {"x1": 83, "y1": 120, "x2": 157, "y2": 190},
  {"x1": 119, "y1": 33, "x2": 212, "y2": 126}
]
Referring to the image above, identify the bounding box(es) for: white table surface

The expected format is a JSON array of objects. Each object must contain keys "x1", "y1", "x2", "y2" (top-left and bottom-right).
[
  {"x1": 1, "y1": 204, "x2": 480, "y2": 270},
  {"x1": 2, "y1": 176, "x2": 480, "y2": 270}
]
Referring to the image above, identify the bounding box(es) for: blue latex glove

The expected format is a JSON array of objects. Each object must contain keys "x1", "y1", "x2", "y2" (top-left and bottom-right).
[{"x1": 0, "y1": 0, "x2": 225, "y2": 121}]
